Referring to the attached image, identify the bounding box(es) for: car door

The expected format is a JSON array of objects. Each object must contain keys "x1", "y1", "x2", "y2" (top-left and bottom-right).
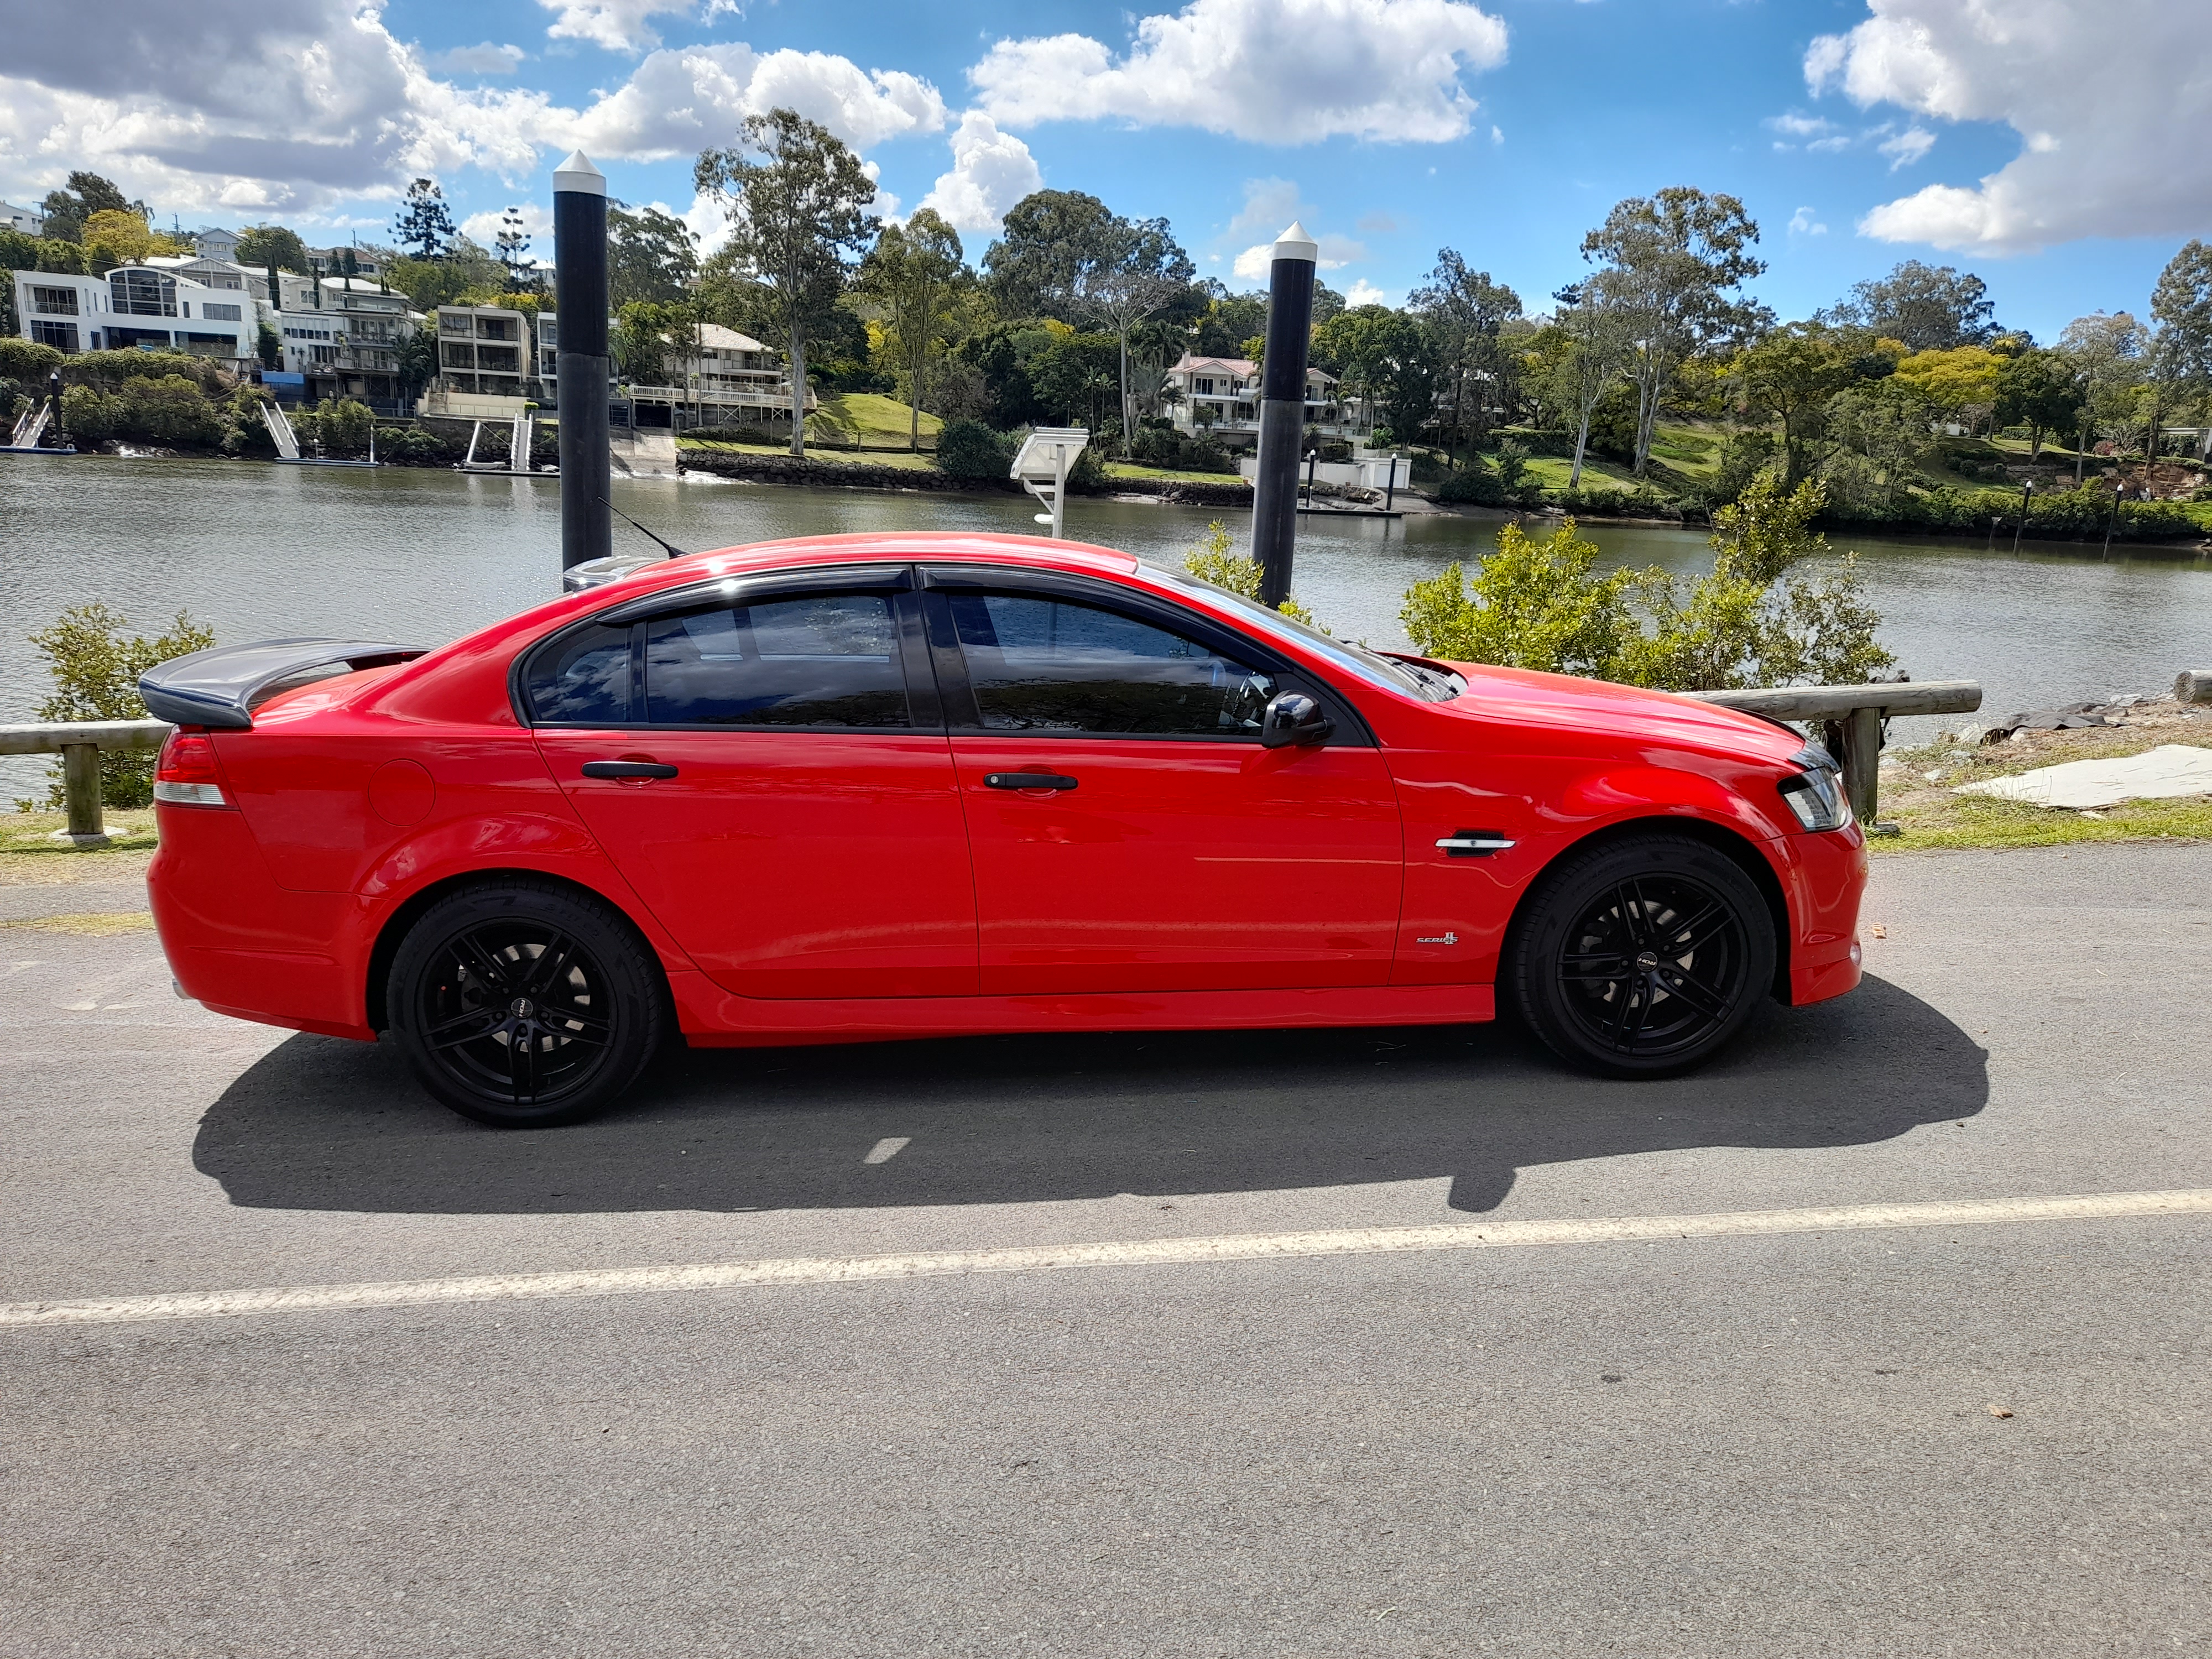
[
  {"x1": 529, "y1": 568, "x2": 978, "y2": 1000},
  {"x1": 924, "y1": 568, "x2": 1404, "y2": 995}
]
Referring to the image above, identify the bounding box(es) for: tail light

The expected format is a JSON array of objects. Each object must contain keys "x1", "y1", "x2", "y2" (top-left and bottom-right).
[{"x1": 154, "y1": 728, "x2": 231, "y2": 808}]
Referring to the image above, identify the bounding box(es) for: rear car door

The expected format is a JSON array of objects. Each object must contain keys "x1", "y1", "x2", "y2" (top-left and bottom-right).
[
  {"x1": 529, "y1": 568, "x2": 978, "y2": 999},
  {"x1": 924, "y1": 568, "x2": 1403, "y2": 995}
]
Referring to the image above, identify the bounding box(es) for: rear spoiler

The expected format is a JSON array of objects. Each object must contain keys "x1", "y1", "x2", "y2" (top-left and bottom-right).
[{"x1": 139, "y1": 638, "x2": 429, "y2": 730}]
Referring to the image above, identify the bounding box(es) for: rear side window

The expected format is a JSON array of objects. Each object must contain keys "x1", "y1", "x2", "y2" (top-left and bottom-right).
[
  {"x1": 643, "y1": 593, "x2": 909, "y2": 728},
  {"x1": 528, "y1": 620, "x2": 634, "y2": 725},
  {"x1": 946, "y1": 593, "x2": 1275, "y2": 736}
]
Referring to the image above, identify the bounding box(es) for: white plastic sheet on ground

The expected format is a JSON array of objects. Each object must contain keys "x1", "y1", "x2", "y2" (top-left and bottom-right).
[{"x1": 1955, "y1": 744, "x2": 2212, "y2": 809}]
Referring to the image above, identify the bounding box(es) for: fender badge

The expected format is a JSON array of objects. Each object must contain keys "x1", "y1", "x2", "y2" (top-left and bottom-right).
[{"x1": 1416, "y1": 932, "x2": 1458, "y2": 946}]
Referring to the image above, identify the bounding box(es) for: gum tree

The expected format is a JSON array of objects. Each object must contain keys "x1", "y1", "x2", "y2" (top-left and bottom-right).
[{"x1": 695, "y1": 109, "x2": 880, "y2": 458}]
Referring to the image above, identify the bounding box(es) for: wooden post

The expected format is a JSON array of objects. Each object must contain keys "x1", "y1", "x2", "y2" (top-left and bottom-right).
[
  {"x1": 58, "y1": 742, "x2": 107, "y2": 847},
  {"x1": 1840, "y1": 706, "x2": 1882, "y2": 827}
]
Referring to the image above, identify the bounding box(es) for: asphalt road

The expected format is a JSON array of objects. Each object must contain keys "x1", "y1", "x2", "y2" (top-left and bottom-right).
[{"x1": 2, "y1": 844, "x2": 2208, "y2": 1656}]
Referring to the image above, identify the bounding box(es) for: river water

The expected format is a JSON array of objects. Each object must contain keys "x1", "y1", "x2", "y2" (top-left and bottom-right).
[{"x1": 3, "y1": 455, "x2": 2209, "y2": 794}]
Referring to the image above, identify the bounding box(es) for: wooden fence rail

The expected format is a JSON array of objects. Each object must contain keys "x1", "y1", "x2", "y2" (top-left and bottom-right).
[
  {"x1": 0, "y1": 719, "x2": 173, "y2": 847},
  {"x1": 1692, "y1": 681, "x2": 1983, "y2": 827}
]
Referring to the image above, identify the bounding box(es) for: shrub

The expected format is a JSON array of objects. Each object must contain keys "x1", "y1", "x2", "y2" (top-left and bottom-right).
[
  {"x1": 1182, "y1": 519, "x2": 1315, "y2": 625},
  {"x1": 295, "y1": 398, "x2": 373, "y2": 457},
  {"x1": 1128, "y1": 420, "x2": 1237, "y2": 474},
  {"x1": 935, "y1": 418, "x2": 1013, "y2": 480},
  {"x1": 62, "y1": 350, "x2": 229, "y2": 394},
  {"x1": 60, "y1": 384, "x2": 121, "y2": 444},
  {"x1": 1402, "y1": 521, "x2": 1640, "y2": 679},
  {"x1": 1401, "y1": 477, "x2": 1896, "y2": 692},
  {"x1": 1436, "y1": 464, "x2": 1507, "y2": 505},
  {"x1": 0, "y1": 338, "x2": 65, "y2": 382},
  {"x1": 23, "y1": 603, "x2": 215, "y2": 809},
  {"x1": 113, "y1": 375, "x2": 226, "y2": 447}
]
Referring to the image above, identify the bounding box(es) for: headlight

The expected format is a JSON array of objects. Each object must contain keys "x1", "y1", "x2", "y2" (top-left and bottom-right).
[{"x1": 1776, "y1": 748, "x2": 1853, "y2": 832}]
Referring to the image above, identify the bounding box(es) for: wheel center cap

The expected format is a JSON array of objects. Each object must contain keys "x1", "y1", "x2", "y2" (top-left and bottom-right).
[
  {"x1": 510, "y1": 997, "x2": 536, "y2": 1018},
  {"x1": 1635, "y1": 951, "x2": 1660, "y2": 971}
]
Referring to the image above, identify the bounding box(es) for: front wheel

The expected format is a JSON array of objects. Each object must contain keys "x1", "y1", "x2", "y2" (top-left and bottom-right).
[
  {"x1": 387, "y1": 878, "x2": 667, "y2": 1127},
  {"x1": 1510, "y1": 832, "x2": 1776, "y2": 1078}
]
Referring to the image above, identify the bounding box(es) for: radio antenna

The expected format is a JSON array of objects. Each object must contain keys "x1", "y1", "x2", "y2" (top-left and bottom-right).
[{"x1": 599, "y1": 497, "x2": 690, "y2": 559}]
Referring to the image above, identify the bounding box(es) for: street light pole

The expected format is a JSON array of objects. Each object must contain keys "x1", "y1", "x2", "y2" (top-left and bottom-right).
[
  {"x1": 553, "y1": 150, "x2": 611, "y2": 573},
  {"x1": 1250, "y1": 222, "x2": 1317, "y2": 609}
]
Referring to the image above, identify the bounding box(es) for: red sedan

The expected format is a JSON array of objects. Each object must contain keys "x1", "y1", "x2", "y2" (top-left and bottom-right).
[{"x1": 143, "y1": 533, "x2": 1866, "y2": 1127}]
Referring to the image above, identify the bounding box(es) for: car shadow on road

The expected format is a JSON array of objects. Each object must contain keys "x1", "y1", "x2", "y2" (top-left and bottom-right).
[{"x1": 194, "y1": 975, "x2": 1987, "y2": 1217}]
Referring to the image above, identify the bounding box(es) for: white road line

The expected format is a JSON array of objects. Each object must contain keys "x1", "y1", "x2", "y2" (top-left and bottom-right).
[
  {"x1": 4, "y1": 1189, "x2": 2208, "y2": 1330},
  {"x1": 863, "y1": 1136, "x2": 911, "y2": 1165}
]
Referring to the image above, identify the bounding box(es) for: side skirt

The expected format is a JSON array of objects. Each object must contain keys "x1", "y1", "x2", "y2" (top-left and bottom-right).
[{"x1": 667, "y1": 972, "x2": 1495, "y2": 1049}]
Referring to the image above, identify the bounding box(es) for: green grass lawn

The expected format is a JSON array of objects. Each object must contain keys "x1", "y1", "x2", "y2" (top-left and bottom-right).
[
  {"x1": 812, "y1": 393, "x2": 941, "y2": 451},
  {"x1": 1101, "y1": 461, "x2": 1251, "y2": 486}
]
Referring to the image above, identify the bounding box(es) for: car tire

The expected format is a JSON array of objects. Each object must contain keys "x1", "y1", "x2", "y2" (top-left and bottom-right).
[
  {"x1": 1509, "y1": 831, "x2": 1776, "y2": 1078},
  {"x1": 387, "y1": 877, "x2": 668, "y2": 1128}
]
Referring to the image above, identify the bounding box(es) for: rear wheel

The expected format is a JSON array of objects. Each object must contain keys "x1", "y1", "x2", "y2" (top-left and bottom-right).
[
  {"x1": 388, "y1": 879, "x2": 666, "y2": 1127},
  {"x1": 1510, "y1": 832, "x2": 1775, "y2": 1078}
]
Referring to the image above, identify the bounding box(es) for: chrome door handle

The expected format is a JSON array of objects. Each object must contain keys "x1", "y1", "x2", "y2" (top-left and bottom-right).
[
  {"x1": 1437, "y1": 832, "x2": 1515, "y2": 857},
  {"x1": 581, "y1": 760, "x2": 679, "y2": 780},
  {"x1": 984, "y1": 772, "x2": 1078, "y2": 791}
]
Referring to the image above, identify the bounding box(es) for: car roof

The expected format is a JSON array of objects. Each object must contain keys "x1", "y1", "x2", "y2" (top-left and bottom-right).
[{"x1": 614, "y1": 531, "x2": 1142, "y2": 599}]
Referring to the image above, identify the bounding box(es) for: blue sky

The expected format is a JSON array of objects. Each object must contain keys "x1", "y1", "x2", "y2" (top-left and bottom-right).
[{"x1": 8, "y1": 0, "x2": 2207, "y2": 341}]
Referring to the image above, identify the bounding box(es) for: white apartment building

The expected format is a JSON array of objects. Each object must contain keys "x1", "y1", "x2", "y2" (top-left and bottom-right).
[
  {"x1": 3, "y1": 201, "x2": 46, "y2": 237},
  {"x1": 419, "y1": 303, "x2": 536, "y2": 415},
  {"x1": 270, "y1": 281, "x2": 416, "y2": 406},
  {"x1": 1161, "y1": 353, "x2": 1369, "y2": 445},
  {"x1": 11, "y1": 265, "x2": 256, "y2": 359}
]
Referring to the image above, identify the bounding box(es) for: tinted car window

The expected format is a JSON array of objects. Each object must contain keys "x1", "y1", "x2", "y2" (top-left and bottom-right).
[
  {"x1": 643, "y1": 593, "x2": 909, "y2": 728},
  {"x1": 947, "y1": 593, "x2": 1275, "y2": 736},
  {"x1": 528, "y1": 620, "x2": 634, "y2": 725}
]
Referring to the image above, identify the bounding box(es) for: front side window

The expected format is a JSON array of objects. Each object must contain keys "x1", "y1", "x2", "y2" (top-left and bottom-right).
[
  {"x1": 947, "y1": 593, "x2": 1274, "y2": 737},
  {"x1": 28, "y1": 320, "x2": 78, "y2": 351},
  {"x1": 30, "y1": 285, "x2": 78, "y2": 316},
  {"x1": 644, "y1": 593, "x2": 908, "y2": 728}
]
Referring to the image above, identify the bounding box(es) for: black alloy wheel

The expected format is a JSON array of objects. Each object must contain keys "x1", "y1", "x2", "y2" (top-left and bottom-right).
[
  {"x1": 1511, "y1": 832, "x2": 1776, "y2": 1078},
  {"x1": 388, "y1": 878, "x2": 667, "y2": 1127}
]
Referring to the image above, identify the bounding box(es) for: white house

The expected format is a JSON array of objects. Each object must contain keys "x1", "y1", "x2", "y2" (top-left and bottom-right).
[
  {"x1": 11, "y1": 265, "x2": 256, "y2": 360},
  {"x1": 1160, "y1": 353, "x2": 1369, "y2": 446},
  {"x1": 3, "y1": 201, "x2": 45, "y2": 237},
  {"x1": 627, "y1": 322, "x2": 810, "y2": 429}
]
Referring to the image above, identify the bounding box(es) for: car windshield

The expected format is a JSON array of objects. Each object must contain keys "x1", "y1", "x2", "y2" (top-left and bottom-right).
[{"x1": 1151, "y1": 565, "x2": 1457, "y2": 702}]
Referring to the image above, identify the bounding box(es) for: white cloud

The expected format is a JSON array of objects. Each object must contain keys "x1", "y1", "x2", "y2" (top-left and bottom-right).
[
  {"x1": 568, "y1": 44, "x2": 947, "y2": 159},
  {"x1": 0, "y1": 0, "x2": 554, "y2": 218},
  {"x1": 1227, "y1": 177, "x2": 1305, "y2": 241},
  {"x1": 1788, "y1": 206, "x2": 1828, "y2": 237},
  {"x1": 1877, "y1": 124, "x2": 1934, "y2": 170},
  {"x1": 1343, "y1": 278, "x2": 1387, "y2": 305},
  {"x1": 916, "y1": 113, "x2": 1041, "y2": 237},
  {"x1": 461, "y1": 201, "x2": 554, "y2": 242},
  {"x1": 970, "y1": 0, "x2": 1509, "y2": 144},
  {"x1": 539, "y1": 0, "x2": 692, "y2": 54},
  {"x1": 1232, "y1": 231, "x2": 1364, "y2": 279},
  {"x1": 1766, "y1": 112, "x2": 1838, "y2": 140},
  {"x1": 435, "y1": 42, "x2": 526, "y2": 75},
  {"x1": 1806, "y1": 0, "x2": 2212, "y2": 253}
]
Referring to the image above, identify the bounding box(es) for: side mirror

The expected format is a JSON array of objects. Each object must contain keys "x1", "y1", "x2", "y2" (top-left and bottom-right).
[{"x1": 1261, "y1": 690, "x2": 1334, "y2": 749}]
